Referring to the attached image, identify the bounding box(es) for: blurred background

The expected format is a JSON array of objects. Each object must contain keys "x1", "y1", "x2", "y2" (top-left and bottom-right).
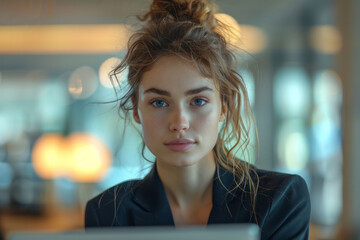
[{"x1": 0, "y1": 0, "x2": 359, "y2": 239}]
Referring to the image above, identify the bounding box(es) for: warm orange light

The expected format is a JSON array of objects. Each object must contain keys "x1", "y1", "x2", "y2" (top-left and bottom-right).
[
  {"x1": 308, "y1": 25, "x2": 342, "y2": 54},
  {"x1": 32, "y1": 133, "x2": 111, "y2": 182},
  {"x1": 215, "y1": 13, "x2": 267, "y2": 54},
  {"x1": 66, "y1": 134, "x2": 112, "y2": 182},
  {"x1": 32, "y1": 134, "x2": 67, "y2": 179},
  {"x1": 0, "y1": 24, "x2": 132, "y2": 54}
]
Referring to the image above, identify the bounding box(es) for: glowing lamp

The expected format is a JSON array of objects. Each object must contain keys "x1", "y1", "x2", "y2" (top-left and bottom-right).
[
  {"x1": 0, "y1": 24, "x2": 132, "y2": 54},
  {"x1": 32, "y1": 133, "x2": 111, "y2": 182},
  {"x1": 99, "y1": 57, "x2": 121, "y2": 88},
  {"x1": 308, "y1": 25, "x2": 342, "y2": 54},
  {"x1": 66, "y1": 134, "x2": 112, "y2": 182},
  {"x1": 215, "y1": 13, "x2": 267, "y2": 54},
  {"x1": 68, "y1": 66, "x2": 98, "y2": 99},
  {"x1": 32, "y1": 134, "x2": 67, "y2": 179}
]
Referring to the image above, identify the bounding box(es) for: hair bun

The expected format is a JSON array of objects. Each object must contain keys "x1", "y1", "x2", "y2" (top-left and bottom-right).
[{"x1": 142, "y1": 0, "x2": 217, "y2": 28}]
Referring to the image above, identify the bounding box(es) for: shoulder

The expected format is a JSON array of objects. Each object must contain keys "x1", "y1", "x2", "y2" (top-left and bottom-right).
[
  {"x1": 255, "y1": 169, "x2": 310, "y2": 210},
  {"x1": 254, "y1": 169, "x2": 311, "y2": 239},
  {"x1": 256, "y1": 168, "x2": 309, "y2": 198},
  {"x1": 84, "y1": 179, "x2": 142, "y2": 228}
]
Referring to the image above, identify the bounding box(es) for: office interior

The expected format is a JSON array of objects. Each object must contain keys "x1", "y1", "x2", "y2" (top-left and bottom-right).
[{"x1": 0, "y1": 0, "x2": 359, "y2": 239}]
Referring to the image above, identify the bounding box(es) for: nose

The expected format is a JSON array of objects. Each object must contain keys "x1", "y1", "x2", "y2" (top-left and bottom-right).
[{"x1": 169, "y1": 106, "x2": 190, "y2": 133}]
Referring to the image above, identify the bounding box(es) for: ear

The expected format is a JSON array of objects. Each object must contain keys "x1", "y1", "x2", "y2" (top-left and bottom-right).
[
  {"x1": 219, "y1": 103, "x2": 227, "y2": 122},
  {"x1": 133, "y1": 109, "x2": 141, "y2": 124},
  {"x1": 132, "y1": 97, "x2": 141, "y2": 124}
]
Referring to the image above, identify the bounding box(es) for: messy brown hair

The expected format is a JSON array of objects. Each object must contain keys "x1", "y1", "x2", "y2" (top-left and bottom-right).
[{"x1": 111, "y1": 0, "x2": 259, "y2": 220}]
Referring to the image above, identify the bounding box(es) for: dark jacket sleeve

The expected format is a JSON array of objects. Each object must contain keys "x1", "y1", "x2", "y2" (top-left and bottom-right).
[
  {"x1": 85, "y1": 197, "x2": 101, "y2": 228},
  {"x1": 260, "y1": 174, "x2": 311, "y2": 240}
]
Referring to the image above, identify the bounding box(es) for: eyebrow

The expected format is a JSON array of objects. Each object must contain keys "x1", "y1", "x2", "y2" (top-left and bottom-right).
[{"x1": 144, "y1": 86, "x2": 214, "y2": 96}]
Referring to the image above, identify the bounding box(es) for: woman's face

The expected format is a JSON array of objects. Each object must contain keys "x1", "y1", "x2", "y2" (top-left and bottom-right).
[{"x1": 133, "y1": 55, "x2": 226, "y2": 168}]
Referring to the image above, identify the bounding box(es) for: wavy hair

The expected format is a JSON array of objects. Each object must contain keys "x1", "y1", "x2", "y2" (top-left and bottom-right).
[{"x1": 111, "y1": 0, "x2": 259, "y2": 220}]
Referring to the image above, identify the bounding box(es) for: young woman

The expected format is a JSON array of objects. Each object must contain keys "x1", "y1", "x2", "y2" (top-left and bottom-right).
[{"x1": 85, "y1": 0, "x2": 311, "y2": 239}]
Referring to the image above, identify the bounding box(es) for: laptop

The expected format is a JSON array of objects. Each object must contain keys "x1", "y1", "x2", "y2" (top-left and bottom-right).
[{"x1": 9, "y1": 224, "x2": 260, "y2": 240}]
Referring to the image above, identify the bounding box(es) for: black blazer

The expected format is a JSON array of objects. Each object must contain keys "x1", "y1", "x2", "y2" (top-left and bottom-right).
[{"x1": 85, "y1": 165, "x2": 311, "y2": 240}]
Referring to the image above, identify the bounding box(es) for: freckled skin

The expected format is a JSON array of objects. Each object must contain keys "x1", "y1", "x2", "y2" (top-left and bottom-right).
[{"x1": 133, "y1": 55, "x2": 225, "y2": 170}]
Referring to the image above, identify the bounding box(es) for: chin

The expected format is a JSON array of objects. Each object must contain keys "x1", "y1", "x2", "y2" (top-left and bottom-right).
[{"x1": 159, "y1": 154, "x2": 207, "y2": 168}]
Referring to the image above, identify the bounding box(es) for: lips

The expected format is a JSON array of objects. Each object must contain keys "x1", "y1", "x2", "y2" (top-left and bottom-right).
[{"x1": 165, "y1": 138, "x2": 196, "y2": 152}]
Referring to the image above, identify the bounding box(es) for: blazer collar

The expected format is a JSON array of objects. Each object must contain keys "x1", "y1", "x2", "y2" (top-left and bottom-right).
[
  {"x1": 212, "y1": 165, "x2": 236, "y2": 206},
  {"x1": 132, "y1": 165, "x2": 175, "y2": 226},
  {"x1": 132, "y1": 164, "x2": 236, "y2": 226}
]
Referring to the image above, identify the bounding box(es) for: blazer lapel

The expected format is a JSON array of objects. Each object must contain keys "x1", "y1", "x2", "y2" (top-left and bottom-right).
[
  {"x1": 132, "y1": 166, "x2": 175, "y2": 226},
  {"x1": 131, "y1": 164, "x2": 250, "y2": 226},
  {"x1": 208, "y1": 166, "x2": 236, "y2": 224},
  {"x1": 208, "y1": 165, "x2": 257, "y2": 224}
]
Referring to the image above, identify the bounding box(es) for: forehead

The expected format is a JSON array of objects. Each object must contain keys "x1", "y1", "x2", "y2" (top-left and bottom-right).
[{"x1": 139, "y1": 55, "x2": 217, "y2": 93}]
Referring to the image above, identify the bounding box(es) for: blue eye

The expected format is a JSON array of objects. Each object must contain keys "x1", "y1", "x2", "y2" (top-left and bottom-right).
[
  {"x1": 192, "y1": 98, "x2": 207, "y2": 106},
  {"x1": 151, "y1": 99, "x2": 167, "y2": 108}
]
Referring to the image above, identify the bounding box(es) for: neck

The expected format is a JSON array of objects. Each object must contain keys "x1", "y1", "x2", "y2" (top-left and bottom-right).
[{"x1": 156, "y1": 152, "x2": 216, "y2": 209}]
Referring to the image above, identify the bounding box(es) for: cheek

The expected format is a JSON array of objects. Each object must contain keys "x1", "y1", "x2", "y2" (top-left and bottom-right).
[
  {"x1": 139, "y1": 114, "x2": 165, "y2": 142},
  {"x1": 191, "y1": 108, "x2": 221, "y2": 134}
]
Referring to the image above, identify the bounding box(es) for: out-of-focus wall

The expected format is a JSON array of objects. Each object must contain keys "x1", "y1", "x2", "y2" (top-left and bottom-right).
[{"x1": 337, "y1": 0, "x2": 360, "y2": 239}]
